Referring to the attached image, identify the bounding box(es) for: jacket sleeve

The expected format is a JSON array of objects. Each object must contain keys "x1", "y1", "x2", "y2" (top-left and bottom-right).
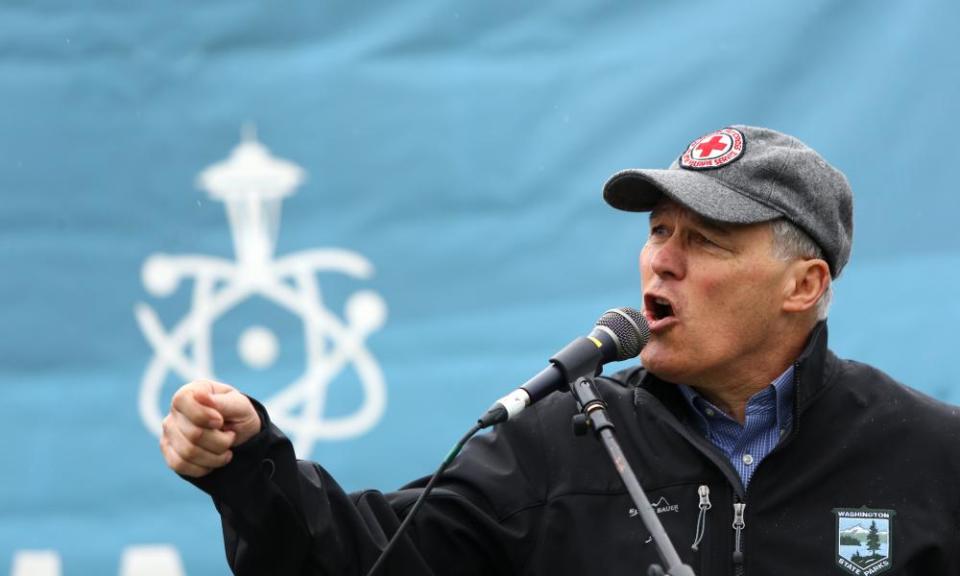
[{"x1": 186, "y1": 398, "x2": 550, "y2": 576}]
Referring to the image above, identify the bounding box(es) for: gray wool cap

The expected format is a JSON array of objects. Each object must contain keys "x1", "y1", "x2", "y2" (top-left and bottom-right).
[{"x1": 603, "y1": 125, "x2": 854, "y2": 277}]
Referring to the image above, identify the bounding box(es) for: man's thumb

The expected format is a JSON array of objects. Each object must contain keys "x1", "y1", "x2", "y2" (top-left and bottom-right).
[
  {"x1": 210, "y1": 391, "x2": 261, "y2": 444},
  {"x1": 210, "y1": 391, "x2": 253, "y2": 420}
]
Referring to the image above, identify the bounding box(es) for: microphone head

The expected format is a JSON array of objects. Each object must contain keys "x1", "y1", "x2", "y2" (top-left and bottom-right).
[{"x1": 595, "y1": 307, "x2": 651, "y2": 360}]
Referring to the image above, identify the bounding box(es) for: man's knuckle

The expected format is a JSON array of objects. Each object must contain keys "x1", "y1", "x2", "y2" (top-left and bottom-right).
[
  {"x1": 180, "y1": 443, "x2": 200, "y2": 459},
  {"x1": 173, "y1": 381, "x2": 202, "y2": 405},
  {"x1": 171, "y1": 392, "x2": 187, "y2": 411},
  {"x1": 165, "y1": 447, "x2": 183, "y2": 469},
  {"x1": 185, "y1": 425, "x2": 204, "y2": 443}
]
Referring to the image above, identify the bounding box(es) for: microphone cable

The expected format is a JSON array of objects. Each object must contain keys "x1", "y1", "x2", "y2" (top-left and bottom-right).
[{"x1": 364, "y1": 421, "x2": 484, "y2": 576}]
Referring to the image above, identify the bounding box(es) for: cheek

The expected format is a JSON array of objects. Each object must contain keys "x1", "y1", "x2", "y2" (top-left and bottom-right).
[
  {"x1": 638, "y1": 250, "x2": 652, "y2": 286},
  {"x1": 639, "y1": 245, "x2": 651, "y2": 269},
  {"x1": 689, "y1": 269, "x2": 771, "y2": 325},
  {"x1": 686, "y1": 274, "x2": 732, "y2": 316},
  {"x1": 706, "y1": 268, "x2": 783, "y2": 326}
]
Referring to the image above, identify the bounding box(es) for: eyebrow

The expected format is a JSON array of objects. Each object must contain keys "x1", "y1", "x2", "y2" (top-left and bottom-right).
[
  {"x1": 649, "y1": 205, "x2": 734, "y2": 236},
  {"x1": 695, "y1": 215, "x2": 734, "y2": 236}
]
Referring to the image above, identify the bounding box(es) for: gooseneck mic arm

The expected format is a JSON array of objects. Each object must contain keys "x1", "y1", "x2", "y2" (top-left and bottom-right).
[{"x1": 569, "y1": 376, "x2": 696, "y2": 576}]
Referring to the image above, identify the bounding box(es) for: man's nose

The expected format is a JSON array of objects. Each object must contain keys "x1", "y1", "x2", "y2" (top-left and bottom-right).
[{"x1": 647, "y1": 237, "x2": 686, "y2": 280}]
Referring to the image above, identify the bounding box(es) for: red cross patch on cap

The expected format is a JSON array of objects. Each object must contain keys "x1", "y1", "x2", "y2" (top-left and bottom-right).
[{"x1": 679, "y1": 127, "x2": 745, "y2": 170}]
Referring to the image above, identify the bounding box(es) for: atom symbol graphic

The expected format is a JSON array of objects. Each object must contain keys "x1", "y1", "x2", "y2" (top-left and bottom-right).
[{"x1": 135, "y1": 128, "x2": 388, "y2": 456}]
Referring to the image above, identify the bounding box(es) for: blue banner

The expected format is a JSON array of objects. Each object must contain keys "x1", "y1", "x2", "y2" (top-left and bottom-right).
[{"x1": 2, "y1": 1, "x2": 958, "y2": 573}]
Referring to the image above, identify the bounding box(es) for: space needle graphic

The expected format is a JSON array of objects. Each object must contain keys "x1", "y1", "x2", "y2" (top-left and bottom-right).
[{"x1": 136, "y1": 127, "x2": 388, "y2": 456}]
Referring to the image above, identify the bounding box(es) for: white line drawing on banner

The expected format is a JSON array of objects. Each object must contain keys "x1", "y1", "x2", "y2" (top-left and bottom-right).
[{"x1": 135, "y1": 127, "x2": 387, "y2": 456}]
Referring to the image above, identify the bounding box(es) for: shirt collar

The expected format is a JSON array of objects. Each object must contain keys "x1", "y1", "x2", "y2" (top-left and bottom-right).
[{"x1": 678, "y1": 364, "x2": 796, "y2": 432}]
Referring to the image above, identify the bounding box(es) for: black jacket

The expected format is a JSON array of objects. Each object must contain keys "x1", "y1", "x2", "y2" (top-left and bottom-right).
[{"x1": 192, "y1": 324, "x2": 960, "y2": 575}]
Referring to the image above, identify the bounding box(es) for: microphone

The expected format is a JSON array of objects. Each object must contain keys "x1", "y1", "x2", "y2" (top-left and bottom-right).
[{"x1": 478, "y1": 307, "x2": 650, "y2": 428}]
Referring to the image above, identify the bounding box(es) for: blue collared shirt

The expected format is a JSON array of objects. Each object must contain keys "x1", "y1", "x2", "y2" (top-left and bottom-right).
[{"x1": 678, "y1": 365, "x2": 796, "y2": 488}]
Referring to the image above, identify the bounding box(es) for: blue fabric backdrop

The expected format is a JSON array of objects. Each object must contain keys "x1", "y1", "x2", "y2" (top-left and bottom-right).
[{"x1": 2, "y1": 1, "x2": 959, "y2": 573}]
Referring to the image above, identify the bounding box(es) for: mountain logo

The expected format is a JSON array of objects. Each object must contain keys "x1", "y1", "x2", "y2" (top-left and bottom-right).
[
  {"x1": 627, "y1": 497, "x2": 679, "y2": 518},
  {"x1": 652, "y1": 496, "x2": 679, "y2": 514},
  {"x1": 833, "y1": 508, "x2": 895, "y2": 575}
]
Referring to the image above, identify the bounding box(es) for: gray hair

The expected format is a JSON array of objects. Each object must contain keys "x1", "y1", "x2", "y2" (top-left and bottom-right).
[{"x1": 769, "y1": 219, "x2": 832, "y2": 320}]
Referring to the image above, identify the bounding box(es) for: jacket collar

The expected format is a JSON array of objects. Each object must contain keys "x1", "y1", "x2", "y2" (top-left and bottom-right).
[{"x1": 793, "y1": 321, "x2": 836, "y2": 411}]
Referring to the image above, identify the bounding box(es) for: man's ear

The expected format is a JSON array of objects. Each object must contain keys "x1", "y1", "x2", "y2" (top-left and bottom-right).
[{"x1": 782, "y1": 259, "x2": 831, "y2": 314}]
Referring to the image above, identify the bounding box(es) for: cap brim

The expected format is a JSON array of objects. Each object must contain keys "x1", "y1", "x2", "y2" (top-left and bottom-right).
[{"x1": 603, "y1": 168, "x2": 783, "y2": 224}]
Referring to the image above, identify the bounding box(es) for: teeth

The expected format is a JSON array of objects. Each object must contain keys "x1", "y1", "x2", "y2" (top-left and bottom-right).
[{"x1": 654, "y1": 297, "x2": 670, "y2": 305}]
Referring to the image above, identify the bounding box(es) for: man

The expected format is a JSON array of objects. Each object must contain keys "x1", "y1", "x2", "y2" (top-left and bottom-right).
[{"x1": 163, "y1": 126, "x2": 960, "y2": 575}]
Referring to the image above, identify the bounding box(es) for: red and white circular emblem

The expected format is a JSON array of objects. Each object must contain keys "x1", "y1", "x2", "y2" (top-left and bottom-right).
[{"x1": 679, "y1": 127, "x2": 745, "y2": 170}]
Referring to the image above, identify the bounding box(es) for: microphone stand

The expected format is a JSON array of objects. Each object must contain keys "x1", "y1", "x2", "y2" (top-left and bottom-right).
[{"x1": 568, "y1": 376, "x2": 696, "y2": 576}]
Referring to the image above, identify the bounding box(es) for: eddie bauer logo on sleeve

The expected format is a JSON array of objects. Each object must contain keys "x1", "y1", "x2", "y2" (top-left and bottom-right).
[{"x1": 833, "y1": 508, "x2": 895, "y2": 575}]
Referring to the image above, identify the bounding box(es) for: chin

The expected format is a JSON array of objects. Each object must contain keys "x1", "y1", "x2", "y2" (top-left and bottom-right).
[{"x1": 639, "y1": 348, "x2": 687, "y2": 383}]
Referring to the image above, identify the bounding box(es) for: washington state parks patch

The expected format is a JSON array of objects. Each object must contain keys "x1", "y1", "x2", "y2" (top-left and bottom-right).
[{"x1": 833, "y1": 508, "x2": 895, "y2": 575}]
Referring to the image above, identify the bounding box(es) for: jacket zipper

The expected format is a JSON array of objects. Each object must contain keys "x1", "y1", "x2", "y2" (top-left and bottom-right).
[
  {"x1": 728, "y1": 361, "x2": 803, "y2": 575},
  {"x1": 691, "y1": 485, "x2": 712, "y2": 551},
  {"x1": 732, "y1": 500, "x2": 746, "y2": 575}
]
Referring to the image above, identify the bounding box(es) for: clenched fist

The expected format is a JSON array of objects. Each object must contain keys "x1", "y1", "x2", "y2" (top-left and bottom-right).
[{"x1": 160, "y1": 379, "x2": 262, "y2": 478}]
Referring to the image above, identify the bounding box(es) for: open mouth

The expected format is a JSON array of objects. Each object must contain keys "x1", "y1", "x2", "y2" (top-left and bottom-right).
[{"x1": 644, "y1": 294, "x2": 677, "y2": 324}]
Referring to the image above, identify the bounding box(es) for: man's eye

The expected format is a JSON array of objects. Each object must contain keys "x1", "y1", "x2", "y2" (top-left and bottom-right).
[
  {"x1": 650, "y1": 224, "x2": 669, "y2": 237},
  {"x1": 693, "y1": 233, "x2": 718, "y2": 247}
]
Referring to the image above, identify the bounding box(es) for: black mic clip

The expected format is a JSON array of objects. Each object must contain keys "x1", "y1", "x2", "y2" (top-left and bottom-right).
[
  {"x1": 568, "y1": 376, "x2": 615, "y2": 438},
  {"x1": 538, "y1": 337, "x2": 604, "y2": 400}
]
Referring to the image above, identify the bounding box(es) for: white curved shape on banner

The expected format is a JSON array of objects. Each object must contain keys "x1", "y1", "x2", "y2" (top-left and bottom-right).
[
  {"x1": 266, "y1": 290, "x2": 388, "y2": 452},
  {"x1": 137, "y1": 248, "x2": 388, "y2": 451},
  {"x1": 136, "y1": 133, "x2": 389, "y2": 456}
]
